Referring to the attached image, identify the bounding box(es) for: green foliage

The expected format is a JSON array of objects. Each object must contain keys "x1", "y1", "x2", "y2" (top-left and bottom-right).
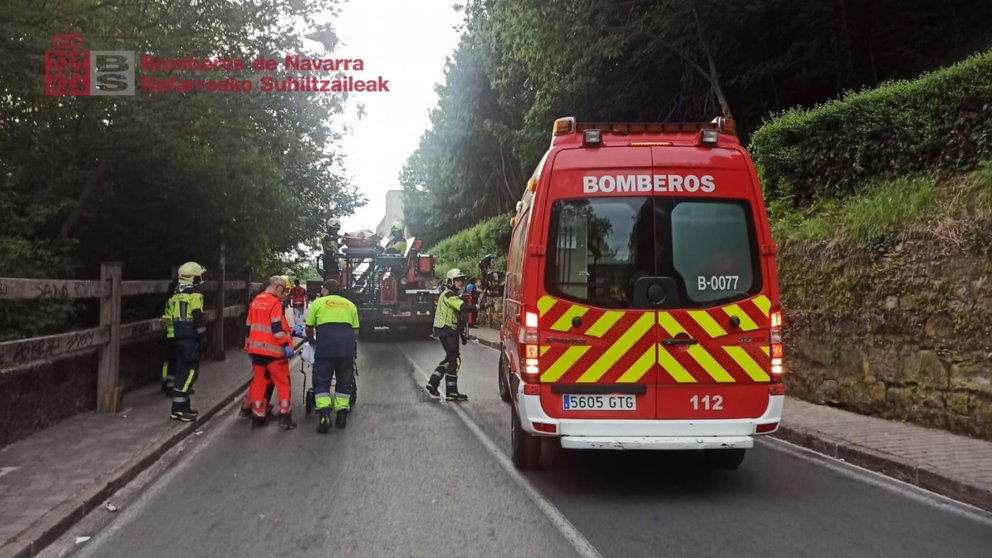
[
  {"x1": 430, "y1": 214, "x2": 512, "y2": 280},
  {"x1": 750, "y1": 50, "x2": 992, "y2": 207},
  {"x1": 771, "y1": 175, "x2": 935, "y2": 247},
  {"x1": 405, "y1": 0, "x2": 992, "y2": 241},
  {"x1": 841, "y1": 177, "x2": 936, "y2": 248},
  {"x1": 768, "y1": 199, "x2": 833, "y2": 244},
  {"x1": 969, "y1": 161, "x2": 992, "y2": 209},
  {"x1": 401, "y1": 38, "x2": 525, "y2": 244}
]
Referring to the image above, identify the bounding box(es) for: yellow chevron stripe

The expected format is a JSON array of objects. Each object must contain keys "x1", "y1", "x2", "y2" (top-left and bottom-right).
[
  {"x1": 658, "y1": 311, "x2": 688, "y2": 336},
  {"x1": 761, "y1": 346, "x2": 770, "y2": 356},
  {"x1": 576, "y1": 313, "x2": 655, "y2": 383},
  {"x1": 617, "y1": 345, "x2": 656, "y2": 383},
  {"x1": 723, "y1": 304, "x2": 758, "y2": 331},
  {"x1": 585, "y1": 311, "x2": 624, "y2": 338},
  {"x1": 686, "y1": 345, "x2": 735, "y2": 382},
  {"x1": 540, "y1": 346, "x2": 550, "y2": 356},
  {"x1": 688, "y1": 310, "x2": 727, "y2": 338},
  {"x1": 540, "y1": 346, "x2": 590, "y2": 382},
  {"x1": 658, "y1": 345, "x2": 696, "y2": 383},
  {"x1": 550, "y1": 305, "x2": 588, "y2": 332},
  {"x1": 753, "y1": 295, "x2": 771, "y2": 317},
  {"x1": 538, "y1": 295, "x2": 556, "y2": 317},
  {"x1": 723, "y1": 346, "x2": 771, "y2": 381}
]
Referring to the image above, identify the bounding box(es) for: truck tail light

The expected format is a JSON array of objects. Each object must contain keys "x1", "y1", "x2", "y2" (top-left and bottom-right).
[
  {"x1": 520, "y1": 306, "x2": 540, "y2": 383},
  {"x1": 769, "y1": 306, "x2": 784, "y2": 385}
]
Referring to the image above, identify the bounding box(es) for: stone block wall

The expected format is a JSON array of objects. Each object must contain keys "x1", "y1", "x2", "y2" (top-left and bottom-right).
[{"x1": 780, "y1": 230, "x2": 992, "y2": 441}]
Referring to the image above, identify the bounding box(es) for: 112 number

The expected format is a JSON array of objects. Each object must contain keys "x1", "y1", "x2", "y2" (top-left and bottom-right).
[{"x1": 690, "y1": 394, "x2": 724, "y2": 411}]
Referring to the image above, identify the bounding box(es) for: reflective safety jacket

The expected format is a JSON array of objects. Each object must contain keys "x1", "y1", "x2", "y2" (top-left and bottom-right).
[
  {"x1": 164, "y1": 289, "x2": 205, "y2": 343},
  {"x1": 321, "y1": 233, "x2": 339, "y2": 254},
  {"x1": 162, "y1": 299, "x2": 175, "y2": 339},
  {"x1": 305, "y1": 294, "x2": 359, "y2": 358},
  {"x1": 245, "y1": 291, "x2": 292, "y2": 358},
  {"x1": 388, "y1": 239, "x2": 407, "y2": 255},
  {"x1": 433, "y1": 288, "x2": 464, "y2": 330}
]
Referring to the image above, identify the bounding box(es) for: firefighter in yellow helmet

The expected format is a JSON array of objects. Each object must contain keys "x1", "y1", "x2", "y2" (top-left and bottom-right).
[
  {"x1": 425, "y1": 268, "x2": 486, "y2": 401},
  {"x1": 164, "y1": 261, "x2": 207, "y2": 421}
]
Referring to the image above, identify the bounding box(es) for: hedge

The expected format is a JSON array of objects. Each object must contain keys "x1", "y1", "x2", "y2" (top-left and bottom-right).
[
  {"x1": 749, "y1": 49, "x2": 992, "y2": 207},
  {"x1": 428, "y1": 213, "x2": 512, "y2": 280}
]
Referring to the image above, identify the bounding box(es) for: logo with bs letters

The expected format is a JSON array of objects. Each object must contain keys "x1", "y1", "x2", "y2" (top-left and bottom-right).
[{"x1": 45, "y1": 34, "x2": 135, "y2": 96}]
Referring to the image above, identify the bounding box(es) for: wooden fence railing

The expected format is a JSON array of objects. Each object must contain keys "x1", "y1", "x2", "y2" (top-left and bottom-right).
[{"x1": 0, "y1": 263, "x2": 264, "y2": 412}]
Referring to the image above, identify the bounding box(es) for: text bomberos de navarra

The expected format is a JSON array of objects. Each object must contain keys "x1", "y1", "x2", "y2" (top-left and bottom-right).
[{"x1": 139, "y1": 55, "x2": 389, "y2": 94}]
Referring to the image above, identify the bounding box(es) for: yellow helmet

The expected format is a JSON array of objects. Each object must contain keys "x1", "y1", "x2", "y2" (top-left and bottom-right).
[{"x1": 177, "y1": 261, "x2": 206, "y2": 286}]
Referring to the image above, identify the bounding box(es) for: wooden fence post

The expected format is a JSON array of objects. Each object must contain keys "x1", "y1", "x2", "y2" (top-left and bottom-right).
[
  {"x1": 212, "y1": 246, "x2": 226, "y2": 361},
  {"x1": 244, "y1": 269, "x2": 252, "y2": 342},
  {"x1": 97, "y1": 262, "x2": 122, "y2": 412}
]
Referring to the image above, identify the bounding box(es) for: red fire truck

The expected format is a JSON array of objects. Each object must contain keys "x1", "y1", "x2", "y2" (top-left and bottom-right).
[{"x1": 499, "y1": 116, "x2": 784, "y2": 469}]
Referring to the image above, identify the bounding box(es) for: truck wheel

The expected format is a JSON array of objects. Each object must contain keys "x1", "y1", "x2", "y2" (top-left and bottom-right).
[
  {"x1": 497, "y1": 353, "x2": 511, "y2": 402},
  {"x1": 511, "y1": 404, "x2": 540, "y2": 470},
  {"x1": 707, "y1": 448, "x2": 746, "y2": 469}
]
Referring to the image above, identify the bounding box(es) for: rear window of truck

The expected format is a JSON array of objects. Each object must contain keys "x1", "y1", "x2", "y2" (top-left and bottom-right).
[{"x1": 546, "y1": 197, "x2": 761, "y2": 309}]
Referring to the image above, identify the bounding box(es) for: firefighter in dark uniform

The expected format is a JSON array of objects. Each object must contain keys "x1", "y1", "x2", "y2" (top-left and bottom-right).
[
  {"x1": 321, "y1": 217, "x2": 342, "y2": 280},
  {"x1": 425, "y1": 269, "x2": 483, "y2": 401},
  {"x1": 164, "y1": 262, "x2": 207, "y2": 422},
  {"x1": 306, "y1": 279, "x2": 360, "y2": 433}
]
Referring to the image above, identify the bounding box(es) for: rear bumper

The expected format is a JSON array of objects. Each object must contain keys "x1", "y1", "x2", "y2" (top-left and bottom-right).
[
  {"x1": 517, "y1": 384, "x2": 784, "y2": 450},
  {"x1": 560, "y1": 435, "x2": 753, "y2": 451}
]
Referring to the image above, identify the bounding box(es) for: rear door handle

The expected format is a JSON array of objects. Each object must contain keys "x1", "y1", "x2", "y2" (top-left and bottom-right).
[{"x1": 661, "y1": 338, "x2": 698, "y2": 346}]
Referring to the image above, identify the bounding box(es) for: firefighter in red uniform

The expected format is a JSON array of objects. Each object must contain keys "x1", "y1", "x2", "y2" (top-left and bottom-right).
[{"x1": 245, "y1": 276, "x2": 297, "y2": 430}]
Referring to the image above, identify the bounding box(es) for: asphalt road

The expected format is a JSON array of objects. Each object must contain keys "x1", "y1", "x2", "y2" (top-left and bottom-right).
[{"x1": 49, "y1": 334, "x2": 992, "y2": 558}]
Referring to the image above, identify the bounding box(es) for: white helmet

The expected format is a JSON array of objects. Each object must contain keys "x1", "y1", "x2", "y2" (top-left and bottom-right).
[
  {"x1": 177, "y1": 261, "x2": 206, "y2": 286},
  {"x1": 445, "y1": 268, "x2": 466, "y2": 285},
  {"x1": 327, "y1": 217, "x2": 341, "y2": 230}
]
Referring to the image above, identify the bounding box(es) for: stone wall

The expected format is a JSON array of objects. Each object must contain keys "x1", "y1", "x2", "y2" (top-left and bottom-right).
[
  {"x1": 0, "y1": 315, "x2": 247, "y2": 447},
  {"x1": 780, "y1": 229, "x2": 992, "y2": 441}
]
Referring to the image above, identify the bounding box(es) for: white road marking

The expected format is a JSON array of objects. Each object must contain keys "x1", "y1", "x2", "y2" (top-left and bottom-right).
[
  {"x1": 396, "y1": 345, "x2": 604, "y2": 558},
  {"x1": 762, "y1": 437, "x2": 992, "y2": 526}
]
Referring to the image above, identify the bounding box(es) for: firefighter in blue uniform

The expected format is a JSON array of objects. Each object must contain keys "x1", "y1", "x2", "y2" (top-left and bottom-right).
[{"x1": 164, "y1": 262, "x2": 207, "y2": 421}]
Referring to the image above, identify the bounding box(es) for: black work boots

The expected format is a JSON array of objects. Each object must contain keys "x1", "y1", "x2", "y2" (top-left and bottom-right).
[
  {"x1": 335, "y1": 410, "x2": 347, "y2": 429},
  {"x1": 425, "y1": 383, "x2": 440, "y2": 397},
  {"x1": 278, "y1": 413, "x2": 297, "y2": 430},
  {"x1": 170, "y1": 410, "x2": 196, "y2": 422},
  {"x1": 317, "y1": 414, "x2": 331, "y2": 434}
]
